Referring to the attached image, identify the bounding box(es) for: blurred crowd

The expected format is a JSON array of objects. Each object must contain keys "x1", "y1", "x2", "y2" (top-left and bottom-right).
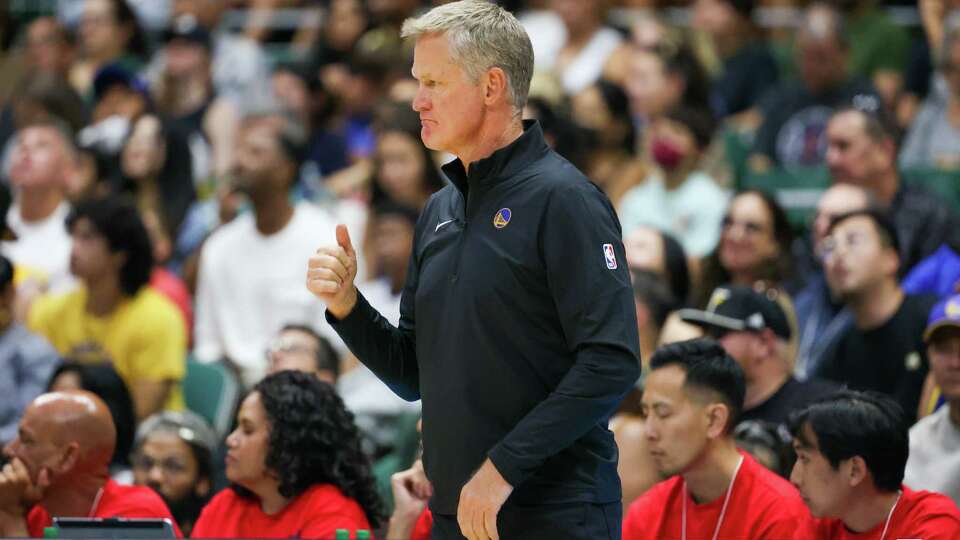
[{"x1": 1, "y1": 0, "x2": 960, "y2": 538}]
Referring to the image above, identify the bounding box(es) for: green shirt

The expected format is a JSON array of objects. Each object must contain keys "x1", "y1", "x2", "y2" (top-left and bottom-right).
[{"x1": 847, "y1": 9, "x2": 909, "y2": 76}]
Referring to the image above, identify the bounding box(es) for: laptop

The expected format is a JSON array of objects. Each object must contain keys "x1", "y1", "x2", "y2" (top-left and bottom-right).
[{"x1": 51, "y1": 517, "x2": 177, "y2": 538}]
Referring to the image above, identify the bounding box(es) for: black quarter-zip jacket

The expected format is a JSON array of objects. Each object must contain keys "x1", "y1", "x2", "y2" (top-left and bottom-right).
[{"x1": 328, "y1": 121, "x2": 640, "y2": 515}]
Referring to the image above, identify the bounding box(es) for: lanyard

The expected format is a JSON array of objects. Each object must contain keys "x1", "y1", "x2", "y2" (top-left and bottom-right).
[
  {"x1": 878, "y1": 490, "x2": 902, "y2": 540},
  {"x1": 682, "y1": 455, "x2": 744, "y2": 540},
  {"x1": 87, "y1": 487, "x2": 104, "y2": 518}
]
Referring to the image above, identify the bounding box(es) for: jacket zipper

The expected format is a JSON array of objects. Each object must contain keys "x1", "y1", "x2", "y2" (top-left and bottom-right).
[{"x1": 449, "y1": 188, "x2": 473, "y2": 285}]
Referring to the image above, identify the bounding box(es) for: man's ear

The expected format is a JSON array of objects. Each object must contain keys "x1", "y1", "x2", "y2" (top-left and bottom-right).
[
  {"x1": 881, "y1": 246, "x2": 900, "y2": 279},
  {"x1": 846, "y1": 455, "x2": 869, "y2": 488},
  {"x1": 110, "y1": 250, "x2": 128, "y2": 274},
  {"x1": 56, "y1": 442, "x2": 81, "y2": 474},
  {"x1": 705, "y1": 402, "x2": 731, "y2": 439},
  {"x1": 483, "y1": 67, "x2": 511, "y2": 106}
]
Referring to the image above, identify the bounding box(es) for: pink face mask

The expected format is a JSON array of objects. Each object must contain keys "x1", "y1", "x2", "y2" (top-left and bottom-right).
[{"x1": 651, "y1": 138, "x2": 686, "y2": 170}]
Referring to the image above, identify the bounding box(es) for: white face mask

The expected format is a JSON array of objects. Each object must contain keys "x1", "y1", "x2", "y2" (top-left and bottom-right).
[{"x1": 78, "y1": 115, "x2": 131, "y2": 155}]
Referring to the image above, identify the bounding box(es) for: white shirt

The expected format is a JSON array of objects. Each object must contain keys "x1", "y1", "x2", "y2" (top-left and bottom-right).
[
  {"x1": 618, "y1": 171, "x2": 730, "y2": 257},
  {"x1": 2, "y1": 201, "x2": 75, "y2": 293},
  {"x1": 904, "y1": 405, "x2": 960, "y2": 507},
  {"x1": 558, "y1": 28, "x2": 622, "y2": 95},
  {"x1": 521, "y1": 10, "x2": 567, "y2": 71},
  {"x1": 521, "y1": 10, "x2": 622, "y2": 95},
  {"x1": 212, "y1": 33, "x2": 273, "y2": 115},
  {"x1": 193, "y1": 202, "x2": 343, "y2": 386}
]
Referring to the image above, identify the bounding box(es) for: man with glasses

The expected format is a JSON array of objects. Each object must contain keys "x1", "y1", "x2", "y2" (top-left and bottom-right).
[
  {"x1": 815, "y1": 208, "x2": 938, "y2": 424},
  {"x1": 793, "y1": 183, "x2": 873, "y2": 379},
  {"x1": 130, "y1": 411, "x2": 217, "y2": 536},
  {"x1": 680, "y1": 285, "x2": 836, "y2": 428},
  {"x1": 265, "y1": 323, "x2": 339, "y2": 385}
]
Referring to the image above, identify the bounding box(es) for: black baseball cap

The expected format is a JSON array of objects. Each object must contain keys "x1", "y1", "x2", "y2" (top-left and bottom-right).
[
  {"x1": 679, "y1": 285, "x2": 791, "y2": 339},
  {"x1": 92, "y1": 63, "x2": 149, "y2": 102},
  {"x1": 164, "y1": 14, "x2": 211, "y2": 50}
]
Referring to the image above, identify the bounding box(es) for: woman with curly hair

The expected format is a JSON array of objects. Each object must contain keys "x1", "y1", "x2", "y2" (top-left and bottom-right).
[{"x1": 191, "y1": 371, "x2": 384, "y2": 538}]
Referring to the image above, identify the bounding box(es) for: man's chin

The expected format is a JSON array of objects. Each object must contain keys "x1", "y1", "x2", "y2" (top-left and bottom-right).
[
  {"x1": 806, "y1": 503, "x2": 828, "y2": 519},
  {"x1": 654, "y1": 462, "x2": 680, "y2": 480},
  {"x1": 419, "y1": 132, "x2": 440, "y2": 151}
]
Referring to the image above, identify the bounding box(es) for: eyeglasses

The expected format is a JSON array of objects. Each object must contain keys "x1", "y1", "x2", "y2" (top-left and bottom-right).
[
  {"x1": 130, "y1": 454, "x2": 190, "y2": 476},
  {"x1": 721, "y1": 216, "x2": 769, "y2": 236},
  {"x1": 265, "y1": 338, "x2": 316, "y2": 359},
  {"x1": 820, "y1": 230, "x2": 875, "y2": 259}
]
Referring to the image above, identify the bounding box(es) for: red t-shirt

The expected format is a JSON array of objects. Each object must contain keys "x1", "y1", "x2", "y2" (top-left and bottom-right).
[
  {"x1": 797, "y1": 485, "x2": 960, "y2": 540},
  {"x1": 191, "y1": 484, "x2": 371, "y2": 539},
  {"x1": 623, "y1": 451, "x2": 808, "y2": 540},
  {"x1": 27, "y1": 479, "x2": 181, "y2": 538},
  {"x1": 150, "y1": 267, "x2": 193, "y2": 343},
  {"x1": 411, "y1": 508, "x2": 432, "y2": 540}
]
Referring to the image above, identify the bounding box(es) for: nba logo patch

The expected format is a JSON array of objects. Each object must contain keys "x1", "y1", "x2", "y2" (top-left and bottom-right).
[
  {"x1": 603, "y1": 244, "x2": 617, "y2": 269},
  {"x1": 493, "y1": 208, "x2": 512, "y2": 229}
]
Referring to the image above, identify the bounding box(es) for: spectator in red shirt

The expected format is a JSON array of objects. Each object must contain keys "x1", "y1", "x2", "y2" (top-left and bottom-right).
[
  {"x1": 386, "y1": 459, "x2": 432, "y2": 540},
  {"x1": 789, "y1": 390, "x2": 960, "y2": 540},
  {"x1": 623, "y1": 338, "x2": 810, "y2": 540},
  {"x1": 131, "y1": 411, "x2": 218, "y2": 537},
  {"x1": 0, "y1": 390, "x2": 179, "y2": 538},
  {"x1": 191, "y1": 371, "x2": 383, "y2": 538}
]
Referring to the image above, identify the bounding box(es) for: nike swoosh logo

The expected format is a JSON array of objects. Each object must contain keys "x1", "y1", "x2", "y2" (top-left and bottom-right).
[{"x1": 435, "y1": 219, "x2": 454, "y2": 232}]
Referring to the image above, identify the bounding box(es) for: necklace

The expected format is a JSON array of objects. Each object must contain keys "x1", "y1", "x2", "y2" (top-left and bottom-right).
[
  {"x1": 682, "y1": 455, "x2": 744, "y2": 540},
  {"x1": 878, "y1": 490, "x2": 902, "y2": 540},
  {"x1": 87, "y1": 487, "x2": 104, "y2": 518}
]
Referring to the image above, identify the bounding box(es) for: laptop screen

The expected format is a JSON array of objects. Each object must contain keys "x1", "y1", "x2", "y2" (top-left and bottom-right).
[{"x1": 52, "y1": 517, "x2": 177, "y2": 539}]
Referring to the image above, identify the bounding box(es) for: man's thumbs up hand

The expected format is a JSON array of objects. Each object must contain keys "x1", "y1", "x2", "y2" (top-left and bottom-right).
[{"x1": 307, "y1": 224, "x2": 359, "y2": 319}]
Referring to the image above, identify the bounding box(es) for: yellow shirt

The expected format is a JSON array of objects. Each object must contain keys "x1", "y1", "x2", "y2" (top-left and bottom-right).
[{"x1": 28, "y1": 287, "x2": 187, "y2": 411}]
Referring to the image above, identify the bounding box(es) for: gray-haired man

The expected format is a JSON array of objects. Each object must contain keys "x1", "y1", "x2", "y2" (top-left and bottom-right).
[{"x1": 307, "y1": 2, "x2": 639, "y2": 539}]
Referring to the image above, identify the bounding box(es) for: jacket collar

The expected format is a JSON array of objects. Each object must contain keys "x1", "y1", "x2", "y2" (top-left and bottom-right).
[{"x1": 441, "y1": 120, "x2": 549, "y2": 196}]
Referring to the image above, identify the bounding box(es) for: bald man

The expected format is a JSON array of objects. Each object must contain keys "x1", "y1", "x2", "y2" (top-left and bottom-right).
[{"x1": 0, "y1": 391, "x2": 179, "y2": 537}]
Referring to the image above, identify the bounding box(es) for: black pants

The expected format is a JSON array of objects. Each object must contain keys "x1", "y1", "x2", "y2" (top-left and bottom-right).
[{"x1": 429, "y1": 501, "x2": 622, "y2": 540}]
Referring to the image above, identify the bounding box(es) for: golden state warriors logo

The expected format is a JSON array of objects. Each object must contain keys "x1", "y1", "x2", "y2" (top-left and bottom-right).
[
  {"x1": 947, "y1": 298, "x2": 960, "y2": 318},
  {"x1": 707, "y1": 288, "x2": 731, "y2": 312},
  {"x1": 493, "y1": 208, "x2": 512, "y2": 229}
]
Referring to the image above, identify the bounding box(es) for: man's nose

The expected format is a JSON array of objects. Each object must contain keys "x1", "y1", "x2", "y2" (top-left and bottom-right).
[
  {"x1": 148, "y1": 464, "x2": 165, "y2": 484},
  {"x1": 789, "y1": 462, "x2": 803, "y2": 488},
  {"x1": 643, "y1": 419, "x2": 658, "y2": 441},
  {"x1": 412, "y1": 89, "x2": 429, "y2": 112}
]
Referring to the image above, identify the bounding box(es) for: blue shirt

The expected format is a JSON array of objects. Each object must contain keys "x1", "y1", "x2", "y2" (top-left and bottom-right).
[{"x1": 0, "y1": 323, "x2": 60, "y2": 443}]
